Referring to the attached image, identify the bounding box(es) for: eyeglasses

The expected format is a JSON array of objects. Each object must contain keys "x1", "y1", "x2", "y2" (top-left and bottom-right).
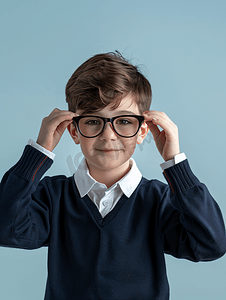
[{"x1": 73, "y1": 115, "x2": 145, "y2": 138}]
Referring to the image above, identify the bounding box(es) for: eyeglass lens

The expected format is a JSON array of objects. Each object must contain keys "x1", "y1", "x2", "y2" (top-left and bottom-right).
[{"x1": 78, "y1": 116, "x2": 140, "y2": 137}]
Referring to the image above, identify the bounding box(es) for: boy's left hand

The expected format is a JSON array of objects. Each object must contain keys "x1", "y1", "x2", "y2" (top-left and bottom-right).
[{"x1": 143, "y1": 111, "x2": 180, "y2": 162}]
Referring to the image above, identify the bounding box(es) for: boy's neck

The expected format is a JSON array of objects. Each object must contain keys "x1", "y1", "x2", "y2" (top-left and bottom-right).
[{"x1": 86, "y1": 160, "x2": 131, "y2": 188}]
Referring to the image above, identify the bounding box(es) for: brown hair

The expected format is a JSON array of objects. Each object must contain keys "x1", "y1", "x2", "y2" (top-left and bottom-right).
[{"x1": 65, "y1": 51, "x2": 152, "y2": 114}]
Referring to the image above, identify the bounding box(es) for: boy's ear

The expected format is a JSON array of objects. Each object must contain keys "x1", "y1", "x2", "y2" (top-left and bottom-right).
[
  {"x1": 137, "y1": 121, "x2": 149, "y2": 145},
  {"x1": 67, "y1": 123, "x2": 80, "y2": 145}
]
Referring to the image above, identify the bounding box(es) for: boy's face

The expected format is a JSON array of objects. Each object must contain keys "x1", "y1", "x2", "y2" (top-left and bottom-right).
[{"x1": 68, "y1": 95, "x2": 148, "y2": 178}]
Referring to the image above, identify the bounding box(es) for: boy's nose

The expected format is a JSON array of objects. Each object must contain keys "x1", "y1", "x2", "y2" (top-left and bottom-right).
[{"x1": 99, "y1": 122, "x2": 117, "y2": 140}]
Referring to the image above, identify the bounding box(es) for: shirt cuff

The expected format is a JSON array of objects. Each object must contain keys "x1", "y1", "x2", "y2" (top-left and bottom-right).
[
  {"x1": 27, "y1": 139, "x2": 55, "y2": 160},
  {"x1": 160, "y1": 153, "x2": 187, "y2": 171}
]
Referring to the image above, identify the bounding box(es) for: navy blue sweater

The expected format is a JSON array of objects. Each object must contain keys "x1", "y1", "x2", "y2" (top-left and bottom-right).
[{"x1": 0, "y1": 145, "x2": 226, "y2": 300}]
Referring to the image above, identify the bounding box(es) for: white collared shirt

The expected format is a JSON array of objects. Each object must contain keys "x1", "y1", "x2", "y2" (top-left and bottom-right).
[{"x1": 74, "y1": 157, "x2": 142, "y2": 218}]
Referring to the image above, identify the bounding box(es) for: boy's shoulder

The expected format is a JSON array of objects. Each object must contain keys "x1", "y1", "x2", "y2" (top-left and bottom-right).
[
  {"x1": 137, "y1": 176, "x2": 168, "y2": 200},
  {"x1": 40, "y1": 174, "x2": 75, "y2": 193},
  {"x1": 140, "y1": 176, "x2": 167, "y2": 189}
]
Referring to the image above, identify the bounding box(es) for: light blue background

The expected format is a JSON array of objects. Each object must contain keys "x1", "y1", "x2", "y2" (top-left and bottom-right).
[{"x1": 0, "y1": 0, "x2": 226, "y2": 299}]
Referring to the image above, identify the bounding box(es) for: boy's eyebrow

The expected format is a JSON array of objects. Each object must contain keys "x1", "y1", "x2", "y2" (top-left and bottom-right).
[
  {"x1": 80, "y1": 110, "x2": 139, "y2": 116},
  {"x1": 115, "y1": 110, "x2": 137, "y2": 115}
]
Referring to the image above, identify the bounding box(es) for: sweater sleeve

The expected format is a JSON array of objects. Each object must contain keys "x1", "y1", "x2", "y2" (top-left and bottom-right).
[
  {"x1": 159, "y1": 159, "x2": 226, "y2": 262},
  {"x1": 0, "y1": 145, "x2": 53, "y2": 249}
]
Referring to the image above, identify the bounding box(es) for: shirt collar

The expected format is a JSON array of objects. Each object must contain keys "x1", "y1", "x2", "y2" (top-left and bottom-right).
[{"x1": 74, "y1": 157, "x2": 142, "y2": 198}]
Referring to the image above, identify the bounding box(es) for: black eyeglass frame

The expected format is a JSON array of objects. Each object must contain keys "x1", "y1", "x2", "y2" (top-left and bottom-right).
[{"x1": 73, "y1": 115, "x2": 145, "y2": 138}]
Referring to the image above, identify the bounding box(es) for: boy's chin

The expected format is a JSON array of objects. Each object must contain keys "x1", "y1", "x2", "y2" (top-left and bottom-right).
[{"x1": 86, "y1": 155, "x2": 130, "y2": 171}]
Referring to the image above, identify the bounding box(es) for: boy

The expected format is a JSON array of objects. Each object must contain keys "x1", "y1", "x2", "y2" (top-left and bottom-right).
[{"x1": 0, "y1": 52, "x2": 226, "y2": 300}]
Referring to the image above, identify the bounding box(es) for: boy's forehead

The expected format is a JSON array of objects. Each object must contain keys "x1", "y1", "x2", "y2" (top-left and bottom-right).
[{"x1": 76, "y1": 95, "x2": 140, "y2": 116}]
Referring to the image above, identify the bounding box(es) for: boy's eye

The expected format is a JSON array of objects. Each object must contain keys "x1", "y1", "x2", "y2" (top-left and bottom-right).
[
  {"x1": 116, "y1": 118, "x2": 132, "y2": 125},
  {"x1": 84, "y1": 118, "x2": 102, "y2": 125}
]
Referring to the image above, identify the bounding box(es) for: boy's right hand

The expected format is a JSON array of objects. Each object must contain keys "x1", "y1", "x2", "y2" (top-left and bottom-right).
[{"x1": 36, "y1": 108, "x2": 76, "y2": 152}]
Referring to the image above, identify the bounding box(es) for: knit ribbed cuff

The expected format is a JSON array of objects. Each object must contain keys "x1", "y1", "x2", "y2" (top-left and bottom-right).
[
  {"x1": 163, "y1": 160, "x2": 199, "y2": 194},
  {"x1": 12, "y1": 145, "x2": 53, "y2": 183}
]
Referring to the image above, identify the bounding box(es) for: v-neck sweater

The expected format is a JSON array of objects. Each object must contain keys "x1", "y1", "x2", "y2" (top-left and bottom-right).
[{"x1": 0, "y1": 145, "x2": 226, "y2": 300}]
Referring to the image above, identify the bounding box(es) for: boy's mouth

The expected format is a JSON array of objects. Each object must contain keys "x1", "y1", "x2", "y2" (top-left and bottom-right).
[{"x1": 96, "y1": 148, "x2": 121, "y2": 152}]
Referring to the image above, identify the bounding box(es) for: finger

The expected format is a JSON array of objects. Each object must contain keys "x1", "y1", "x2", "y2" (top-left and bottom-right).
[
  {"x1": 145, "y1": 120, "x2": 161, "y2": 141},
  {"x1": 143, "y1": 111, "x2": 170, "y2": 123},
  {"x1": 43, "y1": 110, "x2": 76, "y2": 131},
  {"x1": 48, "y1": 108, "x2": 76, "y2": 120},
  {"x1": 144, "y1": 111, "x2": 177, "y2": 138},
  {"x1": 56, "y1": 119, "x2": 74, "y2": 136}
]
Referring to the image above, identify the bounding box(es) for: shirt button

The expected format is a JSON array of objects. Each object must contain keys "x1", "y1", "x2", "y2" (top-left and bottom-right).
[{"x1": 102, "y1": 201, "x2": 108, "y2": 207}]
